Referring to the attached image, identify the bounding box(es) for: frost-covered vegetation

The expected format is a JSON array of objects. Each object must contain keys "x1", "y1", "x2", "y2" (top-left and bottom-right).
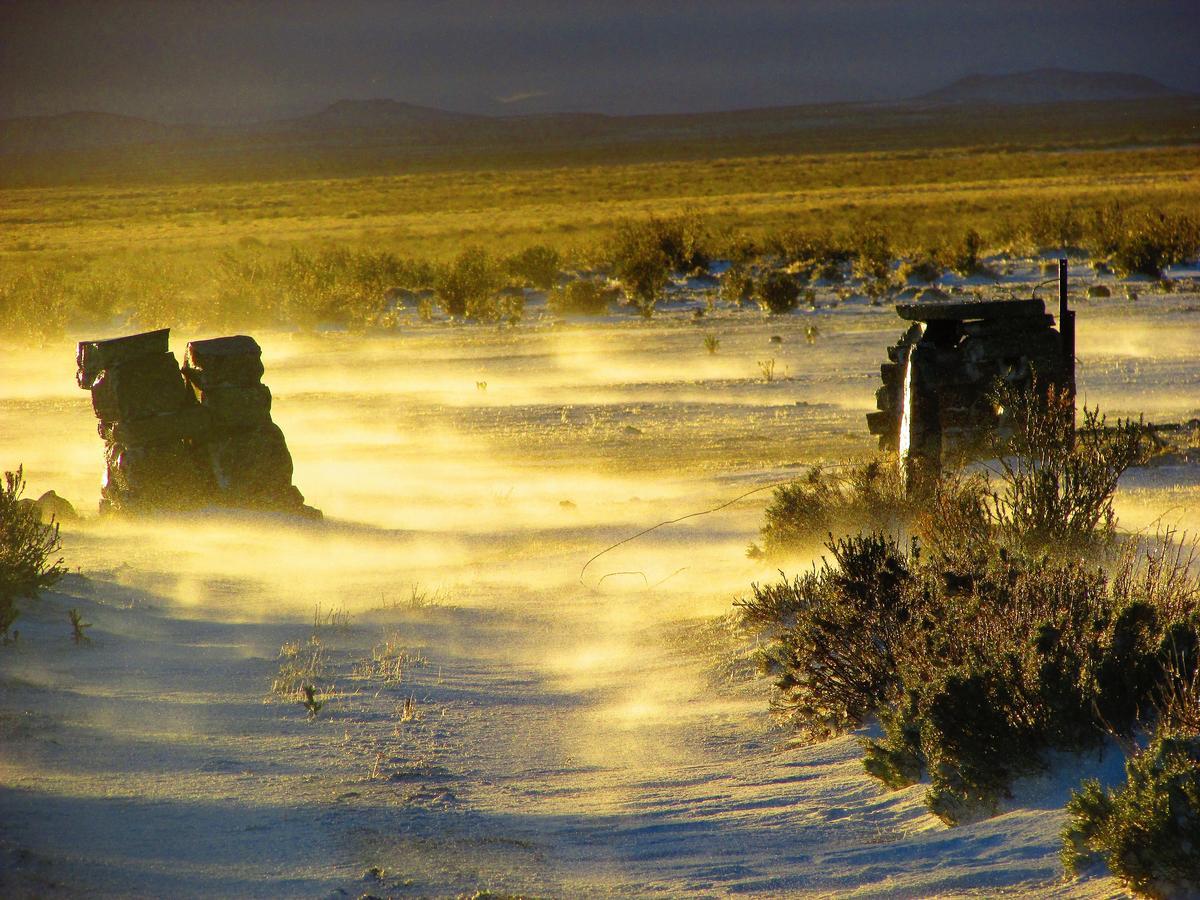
[
  {"x1": 0, "y1": 466, "x2": 64, "y2": 639},
  {"x1": 739, "y1": 384, "x2": 1200, "y2": 887}
]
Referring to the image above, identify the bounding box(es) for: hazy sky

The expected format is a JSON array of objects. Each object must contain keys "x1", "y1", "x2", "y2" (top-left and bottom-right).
[{"x1": 2, "y1": 1, "x2": 1197, "y2": 122}]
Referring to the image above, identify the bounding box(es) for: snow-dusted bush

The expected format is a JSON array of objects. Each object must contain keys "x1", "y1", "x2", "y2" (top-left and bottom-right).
[
  {"x1": 505, "y1": 245, "x2": 561, "y2": 290},
  {"x1": 1, "y1": 466, "x2": 64, "y2": 639},
  {"x1": 547, "y1": 279, "x2": 611, "y2": 316},
  {"x1": 762, "y1": 228, "x2": 851, "y2": 281},
  {"x1": 754, "y1": 270, "x2": 800, "y2": 314},
  {"x1": 435, "y1": 246, "x2": 501, "y2": 318},
  {"x1": 743, "y1": 389, "x2": 1195, "y2": 825},
  {"x1": 1063, "y1": 736, "x2": 1200, "y2": 898}
]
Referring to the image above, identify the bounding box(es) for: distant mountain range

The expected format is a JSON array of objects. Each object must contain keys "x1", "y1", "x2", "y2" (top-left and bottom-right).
[
  {"x1": 916, "y1": 67, "x2": 1180, "y2": 105},
  {"x1": 0, "y1": 68, "x2": 1190, "y2": 158}
]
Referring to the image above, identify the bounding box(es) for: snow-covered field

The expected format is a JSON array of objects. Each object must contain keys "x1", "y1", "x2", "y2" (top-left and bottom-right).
[{"x1": 3, "y1": 269, "x2": 1199, "y2": 898}]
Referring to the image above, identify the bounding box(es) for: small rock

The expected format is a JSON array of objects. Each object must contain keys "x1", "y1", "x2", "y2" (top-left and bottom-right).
[
  {"x1": 1086, "y1": 284, "x2": 1111, "y2": 298},
  {"x1": 32, "y1": 491, "x2": 77, "y2": 524}
]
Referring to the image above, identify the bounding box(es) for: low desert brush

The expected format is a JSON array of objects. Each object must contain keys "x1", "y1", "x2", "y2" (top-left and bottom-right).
[
  {"x1": 743, "y1": 386, "x2": 1193, "y2": 826},
  {"x1": 1, "y1": 466, "x2": 65, "y2": 639},
  {"x1": 272, "y1": 635, "x2": 330, "y2": 696}
]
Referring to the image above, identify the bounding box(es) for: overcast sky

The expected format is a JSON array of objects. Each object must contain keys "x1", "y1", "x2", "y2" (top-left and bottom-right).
[{"x1": 2, "y1": 1, "x2": 1197, "y2": 123}]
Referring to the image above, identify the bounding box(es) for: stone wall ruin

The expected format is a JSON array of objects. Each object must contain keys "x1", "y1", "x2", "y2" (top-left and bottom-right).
[
  {"x1": 76, "y1": 329, "x2": 319, "y2": 517},
  {"x1": 866, "y1": 292, "x2": 1074, "y2": 470}
]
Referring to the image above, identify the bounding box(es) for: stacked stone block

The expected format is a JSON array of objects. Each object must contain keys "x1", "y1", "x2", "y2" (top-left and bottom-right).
[
  {"x1": 181, "y1": 335, "x2": 306, "y2": 512},
  {"x1": 77, "y1": 329, "x2": 213, "y2": 514},
  {"x1": 77, "y1": 329, "x2": 316, "y2": 517},
  {"x1": 866, "y1": 297, "x2": 1071, "y2": 466}
]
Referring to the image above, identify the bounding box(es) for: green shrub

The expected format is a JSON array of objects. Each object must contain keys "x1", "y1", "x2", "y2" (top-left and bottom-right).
[
  {"x1": 898, "y1": 249, "x2": 942, "y2": 284},
  {"x1": 718, "y1": 265, "x2": 755, "y2": 305},
  {"x1": 547, "y1": 279, "x2": 611, "y2": 316},
  {"x1": 749, "y1": 533, "x2": 915, "y2": 739},
  {"x1": 852, "y1": 228, "x2": 894, "y2": 299},
  {"x1": 1, "y1": 466, "x2": 65, "y2": 639},
  {"x1": 755, "y1": 270, "x2": 800, "y2": 314},
  {"x1": 1107, "y1": 211, "x2": 1200, "y2": 277},
  {"x1": 763, "y1": 229, "x2": 852, "y2": 281},
  {"x1": 942, "y1": 228, "x2": 986, "y2": 276},
  {"x1": 1063, "y1": 737, "x2": 1200, "y2": 898},
  {"x1": 1026, "y1": 203, "x2": 1084, "y2": 251},
  {"x1": 435, "y1": 246, "x2": 501, "y2": 319},
  {"x1": 505, "y1": 245, "x2": 561, "y2": 290}
]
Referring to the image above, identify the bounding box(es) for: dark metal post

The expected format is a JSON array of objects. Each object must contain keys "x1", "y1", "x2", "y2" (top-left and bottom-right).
[{"x1": 1059, "y1": 257, "x2": 1077, "y2": 440}]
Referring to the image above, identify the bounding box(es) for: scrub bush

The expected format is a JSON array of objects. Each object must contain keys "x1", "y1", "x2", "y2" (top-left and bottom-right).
[
  {"x1": 607, "y1": 213, "x2": 711, "y2": 315},
  {"x1": 751, "y1": 533, "x2": 915, "y2": 739},
  {"x1": 547, "y1": 279, "x2": 611, "y2": 316},
  {"x1": 1107, "y1": 210, "x2": 1200, "y2": 278},
  {"x1": 718, "y1": 265, "x2": 755, "y2": 305},
  {"x1": 1, "y1": 466, "x2": 65, "y2": 639},
  {"x1": 763, "y1": 229, "x2": 852, "y2": 281},
  {"x1": 743, "y1": 387, "x2": 1196, "y2": 825},
  {"x1": 435, "y1": 246, "x2": 502, "y2": 318},
  {"x1": 755, "y1": 271, "x2": 800, "y2": 314},
  {"x1": 852, "y1": 227, "x2": 894, "y2": 299},
  {"x1": 942, "y1": 228, "x2": 986, "y2": 276},
  {"x1": 1063, "y1": 737, "x2": 1200, "y2": 898},
  {"x1": 505, "y1": 245, "x2": 561, "y2": 290}
]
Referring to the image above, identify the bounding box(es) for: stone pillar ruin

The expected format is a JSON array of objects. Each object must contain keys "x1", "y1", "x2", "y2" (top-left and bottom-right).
[{"x1": 76, "y1": 329, "x2": 318, "y2": 518}]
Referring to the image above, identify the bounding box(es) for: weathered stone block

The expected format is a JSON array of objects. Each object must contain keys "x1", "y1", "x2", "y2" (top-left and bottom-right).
[
  {"x1": 77, "y1": 328, "x2": 170, "y2": 389},
  {"x1": 90, "y1": 352, "x2": 194, "y2": 424},
  {"x1": 198, "y1": 384, "x2": 272, "y2": 429}
]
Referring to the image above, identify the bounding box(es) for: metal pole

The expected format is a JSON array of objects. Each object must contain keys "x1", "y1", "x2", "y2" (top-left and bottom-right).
[{"x1": 1059, "y1": 257, "x2": 1076, "y2": 436}]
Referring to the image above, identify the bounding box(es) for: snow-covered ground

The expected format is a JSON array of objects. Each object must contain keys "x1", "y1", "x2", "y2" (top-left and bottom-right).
[{"x1": 2, "y1": 273, "x2": 1197, "y2": 897}]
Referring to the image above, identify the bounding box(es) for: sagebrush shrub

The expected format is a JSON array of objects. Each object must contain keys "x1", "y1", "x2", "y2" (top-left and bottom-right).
[
  {"x1": 749, "y1": 533, "x2": 915, "y2": 739},
  {"x1": 942, "y1": 228, "x2": 986, "y2": 276},
  {"x1": 749, "y1": 460, "x2": 927, "y2": 560},
  {"x1": 852, "y1": 228, "x2": 894, "y2": 299},
  {"x1": 608, "y1": 214, "x2": 711, "y2": 314},
  {"x1": 1107, "y1": 210, "x2": 1200, "y2": 277},
  {"x1": 436, "y1": 246, "x2": 501, "y2": 318},
  {"x1": 1, "y1": 466, "x2": 65, "y2": 638},
  {"x1": 1063, "y1": 736, "x2": 1200, "y2": 898},
  {"x1": 897, "y1": 249, "x2": 942, "y2": 284},
  {"x1": 718, "y1": 265, "x2": 754, "y2": 305},
  {"x1": 991, "y1": 381, "x2": 1149, "y2": 554},
  {"x1": 755, "y1": 271, "x2": 800, "y2": 314},
  {"x1": 744, "y1": 387, "x2": 1198, "y2": 825},
  {"x1": 547, "y1": 279, "x2": 610, "y2": 316},
  {"x1": 1026, "y1": 202, "x2": 1084, "y2": 251},
  {"x1": 763, "y1": 229, "x2": 851, "y2": 281},
  {"x1": 505, "y1": 245, "x2": 561, "y2": 290}
]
